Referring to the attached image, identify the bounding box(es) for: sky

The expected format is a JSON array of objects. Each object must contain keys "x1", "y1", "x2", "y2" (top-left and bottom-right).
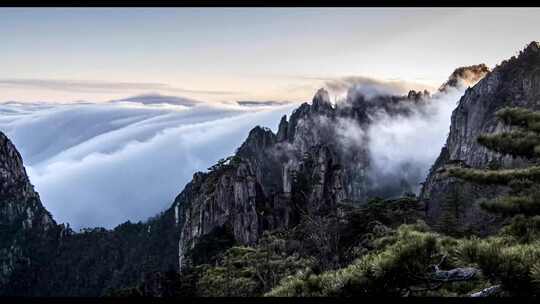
[{"x1": 0, "y1": 7, "x2": 539, "y2": 103}]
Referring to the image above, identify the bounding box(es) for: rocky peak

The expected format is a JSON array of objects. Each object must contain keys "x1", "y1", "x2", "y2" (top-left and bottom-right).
[
  {"x1": 311, "y1": 88, "x2": 333, "y2": 113},
  {"x1": 439, "y1": 64, "x2": 490, "y2": 92},
  {"x1": 236, "y1": 126, "x2": 277, "y2": 158},
  {"x1": 495, "y1": 41, "x2": 540, "y2": 75},
  {"x1": 407, "y1": 89, "x2": 430, "y2": 101},
  {"x1": 276, "y1": 115, "x2": 289, "y2": 142},
  {"x1": 521, "y1": 41, "x2": 540, "y2": 55},
  {"x1": 0, "y1": 132, "x2": 32, "y2": 200}
]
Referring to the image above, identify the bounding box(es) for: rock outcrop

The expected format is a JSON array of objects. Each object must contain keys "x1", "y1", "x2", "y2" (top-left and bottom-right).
[
  {"x1": 420, "y1": 41, "x2": 540, "y2": 234},
  {"x1": 439, "y1": 64, "x2": 490, "y2": 92}
]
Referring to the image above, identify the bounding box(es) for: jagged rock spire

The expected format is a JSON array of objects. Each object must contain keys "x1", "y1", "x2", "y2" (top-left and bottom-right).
[
  {"x1": 311, "y1": 88, "x2": 333, "y2": 113},
  {"x1": 522, "y1": 41, "x2": 540, "y2": 54},
  {"x1": 276, "y1": 115, "x2": 289, "y2": 142}
]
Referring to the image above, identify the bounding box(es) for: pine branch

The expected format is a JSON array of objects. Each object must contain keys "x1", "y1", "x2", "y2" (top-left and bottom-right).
[
  {"x1": 477, "y1": 131, "x2": 540, "y2": 159},
  {"x1": 479, "y1": 195, "x2": 540, "y2": 216},
  {"x1": 495, "y1": 107, "x2": 540, "y2": 132},
  {"x1": 449, "y1": 166, "x2": 540, "y2": 185}
]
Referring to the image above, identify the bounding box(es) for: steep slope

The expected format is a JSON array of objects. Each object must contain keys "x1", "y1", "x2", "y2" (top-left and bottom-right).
[
  {"x1": 0, "y1": 132, "x2": 62, "y2": 294},
  {"x1": 421, "y1": 41, "x2": 540, "y2": 234}
]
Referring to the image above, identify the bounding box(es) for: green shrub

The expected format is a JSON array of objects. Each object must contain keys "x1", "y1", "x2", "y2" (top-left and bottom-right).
[
  {"x1": 267, "y1": 223, "x2": 477, "y2": 297},
  {"x1": 456, "y1": 237, "x2": 540, "y2": 295},
  {"x1": 197, "y1": 232, "x2": 314, "y2": 296}
]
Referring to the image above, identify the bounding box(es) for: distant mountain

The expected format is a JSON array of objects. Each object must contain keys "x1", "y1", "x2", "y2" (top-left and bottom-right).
[
  {"x1": 110, "y1": 93, "x2": 201, "y2": 107},
  {"x1": 236, "y1": 100, "x2": 291, "y2": 107}
]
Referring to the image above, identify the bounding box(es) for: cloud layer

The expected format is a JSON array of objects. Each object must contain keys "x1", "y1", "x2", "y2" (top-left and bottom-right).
[{"x1": 0, "y1": 100, "x2": 297, "y2": 229}]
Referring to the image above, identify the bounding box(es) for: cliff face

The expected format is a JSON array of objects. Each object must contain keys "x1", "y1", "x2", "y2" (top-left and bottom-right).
[
  {"x1": 0, "y1": 132, "x2": 63, "y2": 293},
  {"x1": 421, "y1": 42, "x2": 540, "y2": 234},
  {"x1": 0, "y1": 133, "x2": 55, "y2": 232}
]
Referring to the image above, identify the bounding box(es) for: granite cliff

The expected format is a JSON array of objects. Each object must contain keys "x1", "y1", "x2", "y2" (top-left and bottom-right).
[
  {"x1": 0, "y1": 132, "x2": 62, "y2": 294},
  {"x1": 421, "y1": 42, "x2": 540, "y2": 234}
]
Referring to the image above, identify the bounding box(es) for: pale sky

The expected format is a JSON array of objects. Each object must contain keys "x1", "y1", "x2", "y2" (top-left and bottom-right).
[{"x1": 0, "y1": 7, "x2": 539, "y2": 103}]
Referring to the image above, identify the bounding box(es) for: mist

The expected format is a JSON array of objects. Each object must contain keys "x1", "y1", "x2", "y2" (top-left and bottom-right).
[
  {"x1": 325, "y1": 74, "x2": 477, "y2": 198},
  {"x1": 365, "y1": 86, "x2": 466, "y2": 196},
  {"x1": 325, "y1": 76, "x2": 436, "y2": 101}
]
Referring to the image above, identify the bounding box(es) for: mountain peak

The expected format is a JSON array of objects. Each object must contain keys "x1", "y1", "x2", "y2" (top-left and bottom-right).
[
  {"x1": 523, "y1": 41, "x2": 540, "y2": 54},
  {"x1": 110, "y1": 93, "x2": 201, "y2": 107},
  {"x1": 439, "y1": 64, "x2": 490, "y2": 91},
  {"x1": 313, "y1": 88, "x2": 330, "y2": 102},
  {"x1": 495, "y1": 41, "x2": 540, "y2": 72},
  {"x1": 0, "y1": 132, "x2": 30, "y2": 199},
  {"x1": 312, "y1": 88, "x2": 333, "y2": 112}
]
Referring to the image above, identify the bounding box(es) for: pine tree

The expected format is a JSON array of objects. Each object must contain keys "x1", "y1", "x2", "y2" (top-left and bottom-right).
[
  {"x1": 449, "y1": 107, "x2": 540, "y2": 217},
  {"x1": 437, "y1": 181, "x2": 466, "y2": 236}
]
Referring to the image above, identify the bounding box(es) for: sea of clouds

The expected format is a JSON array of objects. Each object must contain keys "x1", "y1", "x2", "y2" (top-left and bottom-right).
[{"x1": 0, "y1": 97, "x2": 298, "y2": 229}]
